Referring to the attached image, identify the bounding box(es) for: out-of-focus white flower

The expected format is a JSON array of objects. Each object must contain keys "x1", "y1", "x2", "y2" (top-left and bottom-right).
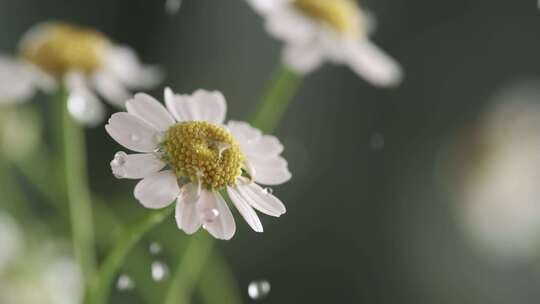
[
  {"x1": 0, "y1": 212, "x2": 22, "y2": 272},
  {"x1": 0, "y1": 213, "x2": 82, "y2": 304},
  {"x1": 42, "y1": 257, "x2": 82, "y2": 304},
  {"x1": 106, "y1": 88, "x2": 291, "y2": 240},
  {"x1": 0, "y1": 255, "x2": 81, "y2": 304},
  {"x1": 459, "y1": 82, "x2": 540, "y2": 261},
  {"x1": 0, "y1": 21, "x2": 162, "y2": 126},
  {"x1": 245, "y1": 0, "x2": 402, "y2": 86}
]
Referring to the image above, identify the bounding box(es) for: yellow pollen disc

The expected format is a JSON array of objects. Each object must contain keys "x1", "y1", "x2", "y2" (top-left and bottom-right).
[
  {"x1": 163, "y1": 121, "x2": 244, "y2": 190},
  {"x1": 19, "y1": 22, "x2": 111, "y2": 75},
  {"x1": 292, "y1": 0, "x2": 362, "y2": 35}
]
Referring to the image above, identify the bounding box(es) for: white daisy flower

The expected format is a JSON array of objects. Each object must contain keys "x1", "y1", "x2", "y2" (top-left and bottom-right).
[
  {"x1": 0, "y1": 21, "x2": 162, "y2": 126},
  {"x1": 457, "y1": 83, "x2": 540, "y2": 261},
  {"x1": 105, "y1": 88, "x2": 291, "y2": 240},
  {"x1": 246, "y1": 0, "x2": 403, "y2": 86}
]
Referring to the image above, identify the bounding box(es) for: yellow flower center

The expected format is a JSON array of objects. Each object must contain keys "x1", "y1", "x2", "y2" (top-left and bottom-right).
[
  {"x1": 162, "y1": 121, "x2": 244, "y2": 190},
  {"x1": 19, "y1": 22, "x2": 111, "y2": 76},
  {"x1": 292, "y1": 0, "x2": 362, "y2": 35}
]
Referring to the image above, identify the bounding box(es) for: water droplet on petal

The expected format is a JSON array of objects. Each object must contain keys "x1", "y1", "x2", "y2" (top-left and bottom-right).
[
  {"x1": 111, "y1": 152, "x2": 128, "y2": 179},
  {"x1": 248, "y1": 280, "x2": 271, "y2": 300},
  {"x1": 200, "y1": 208, "x2": 219, "y2": 223},
  {"x1": 151, "y1": 260, "x2": 169, "y2": 282},
  {"x1": 264, "y1": 187, "x2": 273, "y2": 194},
  {"x1": 149, "y1": 242, "x2": 162, "y2": 255},
  {"x1": 116, "y1": 274, "x2": 135, "y2": 291},
  {"x1": 112, "y1": 151, "x2": 127, "y2": 166},
  {"x1": 131, "y1": 134, "x2": 140, "y2": 142}
]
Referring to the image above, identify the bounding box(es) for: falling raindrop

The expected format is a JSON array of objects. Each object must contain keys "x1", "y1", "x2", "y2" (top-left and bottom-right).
[
  {"x1": 369, "y1": 133, "x2": 385, "y2": 151},
  {"x1": 149, "y1": 242, "x2": 162, "y2": 255},
  {"x1": 200, "y1": 208, "x2": 219, "y2": 223},
  {"x1": 151, "y1": 261, "x2": 169, "y2": 282},
  {"x1": 248, "y1": 280, "x2": 271, "y2": 300},
  {"x1": 116, "y1": 274, "x2": 135, "y2": 291},
  {"x1": 165, "y1": 0, "x2": 182, "y2": 15}
]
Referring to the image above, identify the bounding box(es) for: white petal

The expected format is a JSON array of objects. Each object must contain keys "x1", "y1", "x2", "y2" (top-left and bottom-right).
[
  {"x1": 126, "y1": 93, "x2": 175, "y2": 131},
  {"x1": 175, "y1": 188, "x2": 202, "y2": 234},
  {"x1": 110, "y1": 152, "x2": 166, "y2": 179},
  {"x1": 64, "y1": 70, "x2": 86, "y2": 90},
  {"x1": 197, "y1": 191, "x2": 236, "y2": 240},
  {"x1": 0, "y1": 56, "x2": 39, "y2": 104},
  {"x1": 227, "y1": 186, "x2": 263, "y2": 232},
  {"x1": 236, "y1": 181, "x2": 286, "y2": 217},
  {"x1": 191, "y1": 89, "x2": 227, "y2": 123},
  {"x1": 91, "y1": 70, "x2": 131, "y2": 108},
  {"x1": 23, "y1": 62, "x2": 56, "y2": 92},
  {"x1": 165, "y1": 88, "x2": 227, "y2": 124},
  {"x1": 282, "y1": 43, "x2": 324, "y2": 74},
  {"x1": 228, "y1": 120, "x2": 291, "y2": 185},
  {"x1": 134, "y1": 170, "x2": 180, "y2": 209},
  {"x1": 227, "y1": 120, "x2": 262, "y2": 146},
  {"x1": 248, "y1": 156, "x2": 292, "y2": 185},
  {"x1": 104, "y1": 45, "x2": 163, "y2": 89},
  {"x1": 165, "y1": 93, "x2": 195, "y2": 122},
  {"x1": 265, "y1": 7, "x2": 318, "y2": 45},
  {"x1": 242, "y1": 135, "x2": 284, "y2": 157},
  {"x1": 65, "y1": 71, "x2": 105, "y2": 126},
  {"x1": 105, "y1": 112, "x2": 160, "y2": 152},
  {"x1": 245, "y1": 0, "x2": 288, "y2": 15},
  {"x1": 163, "y1": 87, "x2": 177, "y2": 121},
  {"x1": 67, "y1": 90, "x2": 105, "y2": 127},
  {"x1": 345, "y1": 40, "x2": 403, "y2": 87}
]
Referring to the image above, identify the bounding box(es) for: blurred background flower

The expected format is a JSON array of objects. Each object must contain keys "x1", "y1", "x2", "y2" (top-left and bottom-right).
[
  {"x1": 246, "y1": 0, "x2": 403, "y2": 86},
  {"x1": 444, "y1": 81, "x2": 540, "y2": 261},
  {"x1": 0, "y1": 21, "x2": 162, "y2": 126},
  {"x1": 0, "y1": 212, "x2": 81, "y2": 304}
]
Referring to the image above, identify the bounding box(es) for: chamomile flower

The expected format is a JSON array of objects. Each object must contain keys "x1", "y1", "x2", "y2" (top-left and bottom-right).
[
  {"x1": 246, "y1": 0, "x2": 403, "y2": 86},
  {"x1": 0, "y1": 21, "x2": 162, "y2": 125},
  {"x1": 105, "y1": 88, "x2": 291, "y2": 240},
  {"x1": 457, "y1": 83, "x2": 540, "y2": 261}
]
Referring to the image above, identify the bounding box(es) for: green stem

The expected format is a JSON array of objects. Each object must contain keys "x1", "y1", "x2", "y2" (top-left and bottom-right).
[
  {"x1": 198, "y1": 252, "x2": 244, "y2": 304},
  {"x1": 86, "y1": 206, "x2": 174, "y2": 304},
  {"x1": 59, "y1": 89, "x2": 97, "y2": 286},
  {"x1": 251, "y1": 64, "x2": 302, "y2": 133},
  {"x1": 163, "y1": 233, "x2": 214, "y2": 304},
  {"x1": 88, "y1": 63, "x2": 302, "y2": 304}
]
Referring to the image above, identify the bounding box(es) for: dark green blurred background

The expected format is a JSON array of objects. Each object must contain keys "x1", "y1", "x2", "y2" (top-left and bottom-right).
[{"x1": 2, "y1": 0, "x2": 540, "y2": 303}]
